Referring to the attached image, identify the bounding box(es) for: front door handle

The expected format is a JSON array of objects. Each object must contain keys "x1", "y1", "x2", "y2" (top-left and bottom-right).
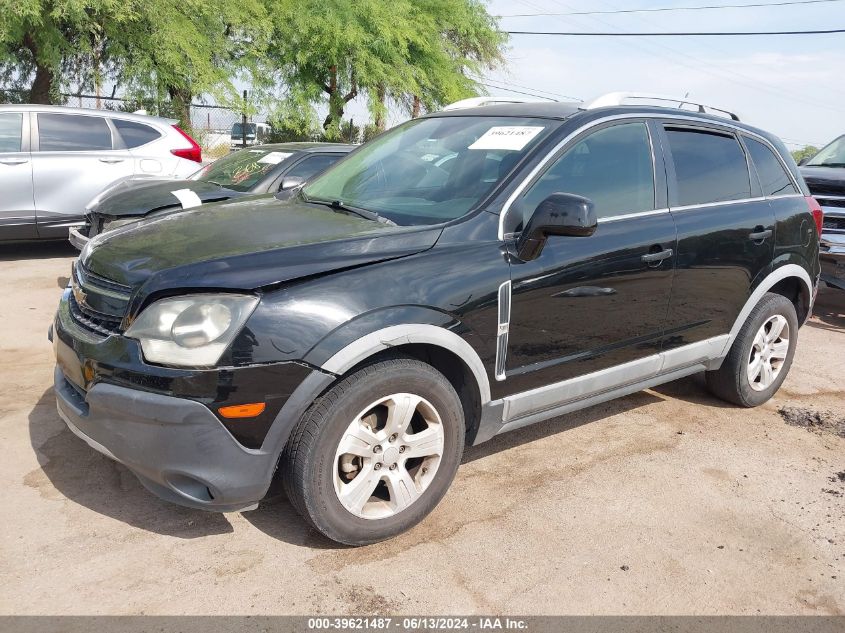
[
  {"x1": 641, "y1": 248, "x2": 673, "y2": 264},
  {"x1": 98, "y1": 158, "x2": 125, "y2": 164},
  {"x1": 749, "y1": 228, "x2": 773, "y2": 241},
  {"x1": 0, "y1": 158, "x2": 28, "y2": 165}
]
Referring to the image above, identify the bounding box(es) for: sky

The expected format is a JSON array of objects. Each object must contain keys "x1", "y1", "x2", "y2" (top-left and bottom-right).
[{"x1": 344, "y1": 0, "x2": 845, "y2": 150}]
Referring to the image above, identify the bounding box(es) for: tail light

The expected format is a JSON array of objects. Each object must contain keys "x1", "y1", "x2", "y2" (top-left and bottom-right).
[
  {"x1": 170, "y1": 125, "x2": 202, "y2": 163},
  {"x1": 805, "y1": 196, "x2": 824, "y2": 236}
]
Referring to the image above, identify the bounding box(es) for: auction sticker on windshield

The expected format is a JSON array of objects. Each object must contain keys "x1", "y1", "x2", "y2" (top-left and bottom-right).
[
  {"x1": 258, "y1": 151, "x2": 293, "y2": 165},
  {"x1": 469, "y1": 126, "x2": 544, "y2": 151}
]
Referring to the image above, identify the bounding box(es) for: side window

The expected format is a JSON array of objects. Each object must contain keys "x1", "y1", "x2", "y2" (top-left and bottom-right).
[
  {"x1": 518, "y1": 122, "x2": 655, "y2": 225},
  {"x1": 666, "y1": 128, "x2": 751, "y2": 206},
  {"x1": 745, "y1": 137, "x2": 798, "y2": 197},
  {"x1": 113, "y1": 119, "x2": 161, "y2": 148},
  {"x1": 282, "y1": 154, "x2": 344, "y2": 184},
  {"x1": 0, "y1": 113, "x2": 22, "y2": 152},
  {"x1": 37, "y1": 114, "x2": 112, "y2": 151}
]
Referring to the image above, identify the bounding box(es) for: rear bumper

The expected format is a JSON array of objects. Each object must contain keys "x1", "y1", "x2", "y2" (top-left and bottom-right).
[{"x1": 54, "y1": 365, "x2": 275, "y2": 512}]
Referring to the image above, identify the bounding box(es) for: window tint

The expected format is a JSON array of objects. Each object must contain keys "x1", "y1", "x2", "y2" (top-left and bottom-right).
[
  {"x1": 745, "y1": 137, "x2": 798, "y2": 197},
  {"x1": 666, "y1": 128, "x2": 750, "y2": 206},
  {"x1": 518, "y1": 122, "x2": 655, "y2": 225},
  {"x1": 0, "y1": 113, "x2": 22, "y2": 152},
  {"x1": 113, "y1": 119, "x2": 161, "y2": 148},
  {"x1": 38, "y1": 114, "x2": 112, "y2": 151},
  {"x1": 283, "y1": 154, "x2": 344, "y2": 183}
]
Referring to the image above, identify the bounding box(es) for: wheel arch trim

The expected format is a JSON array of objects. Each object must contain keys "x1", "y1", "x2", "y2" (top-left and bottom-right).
[
  {"x1": 722, "y1": 263, "x2": 813, "y2": 356},
  {"x1": 320, "y1": 324, "x2": 492, "y2": 404}
]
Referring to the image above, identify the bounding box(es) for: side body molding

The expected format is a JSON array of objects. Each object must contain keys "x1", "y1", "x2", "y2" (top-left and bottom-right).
[{"x1": 321, "y1": 323, "x2": 492, "y2": 404}]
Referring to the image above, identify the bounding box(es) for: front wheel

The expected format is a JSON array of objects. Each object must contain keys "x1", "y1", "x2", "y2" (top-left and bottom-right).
[
  {"x1": 705, "y1": 292, "x2": 798, "y2": 407},
  {"x1": 281, "y1": 357, "x2": 465, "y2": 545}
]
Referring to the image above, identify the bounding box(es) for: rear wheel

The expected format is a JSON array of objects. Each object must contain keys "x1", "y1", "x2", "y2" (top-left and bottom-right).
[
  {"x1": 705, "y1": 292, "x2": 798, "y2": 407},
  {"x1": 281, "y1": 357, "x2": 464, "y2": 545}
]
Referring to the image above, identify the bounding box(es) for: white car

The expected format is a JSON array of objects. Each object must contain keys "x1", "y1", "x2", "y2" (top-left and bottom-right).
[{"x1": 0, "y1": 104, "x2": 203, "y2": 241}]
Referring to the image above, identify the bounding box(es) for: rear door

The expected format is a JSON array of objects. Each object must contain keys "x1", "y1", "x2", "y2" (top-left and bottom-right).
[
  {"x1": 0, "y1": 111, "x2": 36, "y2": 240},
  {"x1": 32, "y1": 112, "x2": 135, "y2": 238},
  {"x1": 659, "y1": 122, "x2": 776, "y2": 350}
]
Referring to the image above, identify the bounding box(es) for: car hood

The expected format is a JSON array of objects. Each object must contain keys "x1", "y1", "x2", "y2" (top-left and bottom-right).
[
  {"x1": 800, "y1": 166, "x2": 845, "y2": 197},
  {"x1": 79, "y1": 194, "x2": 441, "y2": 309},
  {"x1": 91, "y1": 178, "x2": 243, "y2": 218}
]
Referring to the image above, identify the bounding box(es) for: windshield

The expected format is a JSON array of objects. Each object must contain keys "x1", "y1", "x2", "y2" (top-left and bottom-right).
[
  {"x1": 232, "y1": 122, "x2": 257, "y2": 138},
  {"x1": 303, "y1": 116, "x2": 557, "y2": 225},
  {"x1": 191, "y1": 147, "x2": 292, "y2": 191},
  {"x1": 807, "y1": 135, "x2": 845, "y2": 167}
]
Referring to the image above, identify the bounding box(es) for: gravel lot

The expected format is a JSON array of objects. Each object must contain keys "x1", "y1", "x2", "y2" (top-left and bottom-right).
[{"x1": 1, "y1": 242, "x2": 843, "y2": 615}]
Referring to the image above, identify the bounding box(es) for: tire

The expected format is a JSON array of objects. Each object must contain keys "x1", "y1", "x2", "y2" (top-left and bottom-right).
[
  {"x1": 705, "y1": 292, "x2": 798, "y2": 407},
  {"x1": 281, "y1": 357, "x2": 465, "y2": 546}
]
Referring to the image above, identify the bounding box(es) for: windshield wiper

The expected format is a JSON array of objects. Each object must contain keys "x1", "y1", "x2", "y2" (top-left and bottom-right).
[
  {"x1": 811, "y1": 162, "x2": 845, "y2": 168},
  {"x1": 305, "y1": 196, "x2": 397, "y2": 226}
]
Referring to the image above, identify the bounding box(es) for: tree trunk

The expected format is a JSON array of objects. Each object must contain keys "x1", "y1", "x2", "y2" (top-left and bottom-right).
[
  {"x1": 411, "y1": 95, "x2": 421, "y2": 118},
  {"x1": 168, "y1": 86, "x2": 193, "y2": 130},
  {"x1": 374, "y1": 84, "x2": 386, "y2": 131},
  {"x1": 24, "y1": 34, "x2": 54, "y2": 104}
]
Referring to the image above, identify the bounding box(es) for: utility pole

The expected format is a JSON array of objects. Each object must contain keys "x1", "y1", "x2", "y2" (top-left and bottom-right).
[{"x1": 242, "y1": 89, "x2": 248, "y2": 148}]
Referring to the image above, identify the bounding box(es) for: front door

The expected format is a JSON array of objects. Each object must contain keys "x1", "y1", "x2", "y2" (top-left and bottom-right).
[
  {"x1": 0, "y1": 111, "x2": 36, "y2": 240},
  {"x1": 32, "y1": 112, "x2": 135, "y2": 238},
  {"x1": 502, "y1": 120, "x2": 677, "y2": 396}
]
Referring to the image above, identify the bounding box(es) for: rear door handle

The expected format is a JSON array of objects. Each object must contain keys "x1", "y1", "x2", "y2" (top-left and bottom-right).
[
  {"x1": 749, "y1": 228, "x2": 773, "y2": 241},
  {"x1": 641, "y1": 248, "x2": 673, "y2": 264},
  {"x1": 0, "y1": 158, "x2": 28, "y2": 165},
  {"x1": 98, "y1": 158, "x2": 125, "y2": 164}
]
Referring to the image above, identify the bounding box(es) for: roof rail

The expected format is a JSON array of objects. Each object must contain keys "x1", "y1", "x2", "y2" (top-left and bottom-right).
[
  {"x1": 586, "y1": 92, "x2": 740, "y2": 121},
  {"x1": 442, "y1": 96, "x2": 550, "y2": 111}
]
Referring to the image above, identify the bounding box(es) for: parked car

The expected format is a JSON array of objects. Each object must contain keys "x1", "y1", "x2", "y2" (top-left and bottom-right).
[
  {"x1": 52, "y1": 94, "x2": 821, "y2": 545},
  {"x1": 0, "y1": 105, "x2": 202, "y2": 242},
  {"x1": 799, "y1": 134, "x2": 845, "y2": 290},
  {"x1": 230, "y1": 122, "x2": 271, "y2": 149},
  {"x1": 69, "y1": 142, "x2": 354, "y2": 248}
]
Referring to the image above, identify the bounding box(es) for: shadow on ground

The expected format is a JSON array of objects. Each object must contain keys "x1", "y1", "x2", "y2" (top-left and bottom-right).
[
  {"x1": 1, "y1": 241, "x2": 77, "y2": 262},
  {"x1": 810, "y1": 286, "x2": 845, "y2": 331},
  {"x1": 27, "y1": 387, "x2": 234, "y2": 539}
]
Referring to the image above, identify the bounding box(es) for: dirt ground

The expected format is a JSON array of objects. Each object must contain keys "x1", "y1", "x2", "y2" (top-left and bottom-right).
[{"x1": 0, "y1": 242, "x2": 842, "y2": 615}]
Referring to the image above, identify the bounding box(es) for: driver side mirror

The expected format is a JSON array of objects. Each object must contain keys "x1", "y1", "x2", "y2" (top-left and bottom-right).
[
  {"x1": 516, "y1": 192, "x2": 597, "y2": 261},
  {"x1": 798, "y1": 156, "x2": 810, "y2": 166},
  {"x1": 279, "y1": 176, "x2": 304, "y2": 191}
]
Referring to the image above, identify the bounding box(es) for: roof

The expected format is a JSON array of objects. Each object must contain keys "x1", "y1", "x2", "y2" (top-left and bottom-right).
[
  {"x1": 0, "y1": 103, "x2": 176, "y2": 125},
  {"x1": 430, "y1": 101, "x2": 584, "y2": 120},
  {"x1": 250, "y1": 142, "x2": 357, "y2": 153}
]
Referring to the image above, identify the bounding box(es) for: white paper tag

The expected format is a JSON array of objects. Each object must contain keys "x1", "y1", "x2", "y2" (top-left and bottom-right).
[
  {"x1": 170, "y1": 188, "x2": 203, "y2": 209},
  {"x1": 468, "y1": 126, "x2": 544, "y2": 151},
  {"x1": 258, "y1": 151, "x2": 293, "y2": 165}
]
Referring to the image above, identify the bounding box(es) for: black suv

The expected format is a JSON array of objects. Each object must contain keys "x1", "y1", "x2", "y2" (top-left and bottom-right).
[{"x1": 52, "y1": 97, "x2": 821, "y2": 545}]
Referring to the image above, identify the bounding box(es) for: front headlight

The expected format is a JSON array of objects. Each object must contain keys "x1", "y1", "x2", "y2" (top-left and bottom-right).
[{"x1": 125, "y1": 294, "x2": 259, "y2": 367}]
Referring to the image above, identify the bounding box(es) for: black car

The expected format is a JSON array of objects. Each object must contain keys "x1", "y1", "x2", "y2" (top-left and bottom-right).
[
  {"x1": 52, "y1": 96, "x2": 821, "y2": 545},
  {"x1": 68, "y1": 142, "x2": 354, "y2": 248},
  {"x1": 799, "y1": 135, "x2": 845, "y2": 290}
]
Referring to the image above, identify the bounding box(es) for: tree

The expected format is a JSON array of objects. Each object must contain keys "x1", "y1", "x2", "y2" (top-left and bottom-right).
[
  {"x1": 0, "y1": 0, "x2": 135, "y2": 103},
  {"x1": 791, "y1": 145, "x2": 819, "y2": 165}
]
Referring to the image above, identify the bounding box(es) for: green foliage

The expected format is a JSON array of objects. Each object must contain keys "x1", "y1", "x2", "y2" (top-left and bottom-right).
[{"x1": 791, "y1": 145, "x2": 819, "y2": 165}]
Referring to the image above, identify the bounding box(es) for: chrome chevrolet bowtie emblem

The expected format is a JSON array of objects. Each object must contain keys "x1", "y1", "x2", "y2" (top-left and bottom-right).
[{"x1": 72, "y1": 278, "x2": 87, "y2": 308}]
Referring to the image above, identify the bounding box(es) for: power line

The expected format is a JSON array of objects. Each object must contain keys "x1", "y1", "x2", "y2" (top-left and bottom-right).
[
  {"x1": 498, "y1": 0, "x2": 844, "y2": 18},
  {"x1": 477, "y1": 81, "x2": 558, "y2": 101},
  {"x1": 506, "y1": 28, "x2": 845, "y2": 35},
  {"x1": 477, "y1": 77, "x2": 581, "y2": 101}
]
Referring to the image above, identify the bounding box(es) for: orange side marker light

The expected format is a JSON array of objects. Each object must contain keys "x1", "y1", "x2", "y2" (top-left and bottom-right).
[{"x1": 218, "y1": 403, "x2": 266, "y2": 419}]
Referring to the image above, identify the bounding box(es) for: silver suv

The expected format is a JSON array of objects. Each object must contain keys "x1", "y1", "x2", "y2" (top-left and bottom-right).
[{"x1": 0, "y1": 105, "x2": 203, "y2": 241}]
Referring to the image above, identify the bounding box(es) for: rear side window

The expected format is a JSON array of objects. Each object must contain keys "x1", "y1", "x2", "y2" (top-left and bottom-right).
[
  {"x1": 38, "y1": 114, "x2": 112, "y2": 151},
  {"x1": 283, "y1": 154, "x2": 344, "y2": 183},
  {"x1": 0, "y1": 113, "x2": 22, "y2": 152},
  {"x1": 518, "y1": 122, "x2": 655, "y2": 223},
  {"x1": 113, "y1": 119, "x2": 161, "y2": 148},
  {"x1": 745, "y1": 137, "x2": 798, "y2": 197},
  {"x1": 666, "y1": 128, "x2": 751, "y2": 206}
]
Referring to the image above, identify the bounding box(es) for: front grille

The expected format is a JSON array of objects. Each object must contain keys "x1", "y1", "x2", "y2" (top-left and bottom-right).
[
  {"x1": 68, "y1": 292, "x2": 123, "y2": 337},
  {"x1": 823, "y1": 214, "x2": 845, "y2": 233},
  {"x1": 818, "y1": 197, "x2": 845, "y2": 209},
  {"x1": 75, "y1": 261, "x2": 131, "y2": 296}
]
